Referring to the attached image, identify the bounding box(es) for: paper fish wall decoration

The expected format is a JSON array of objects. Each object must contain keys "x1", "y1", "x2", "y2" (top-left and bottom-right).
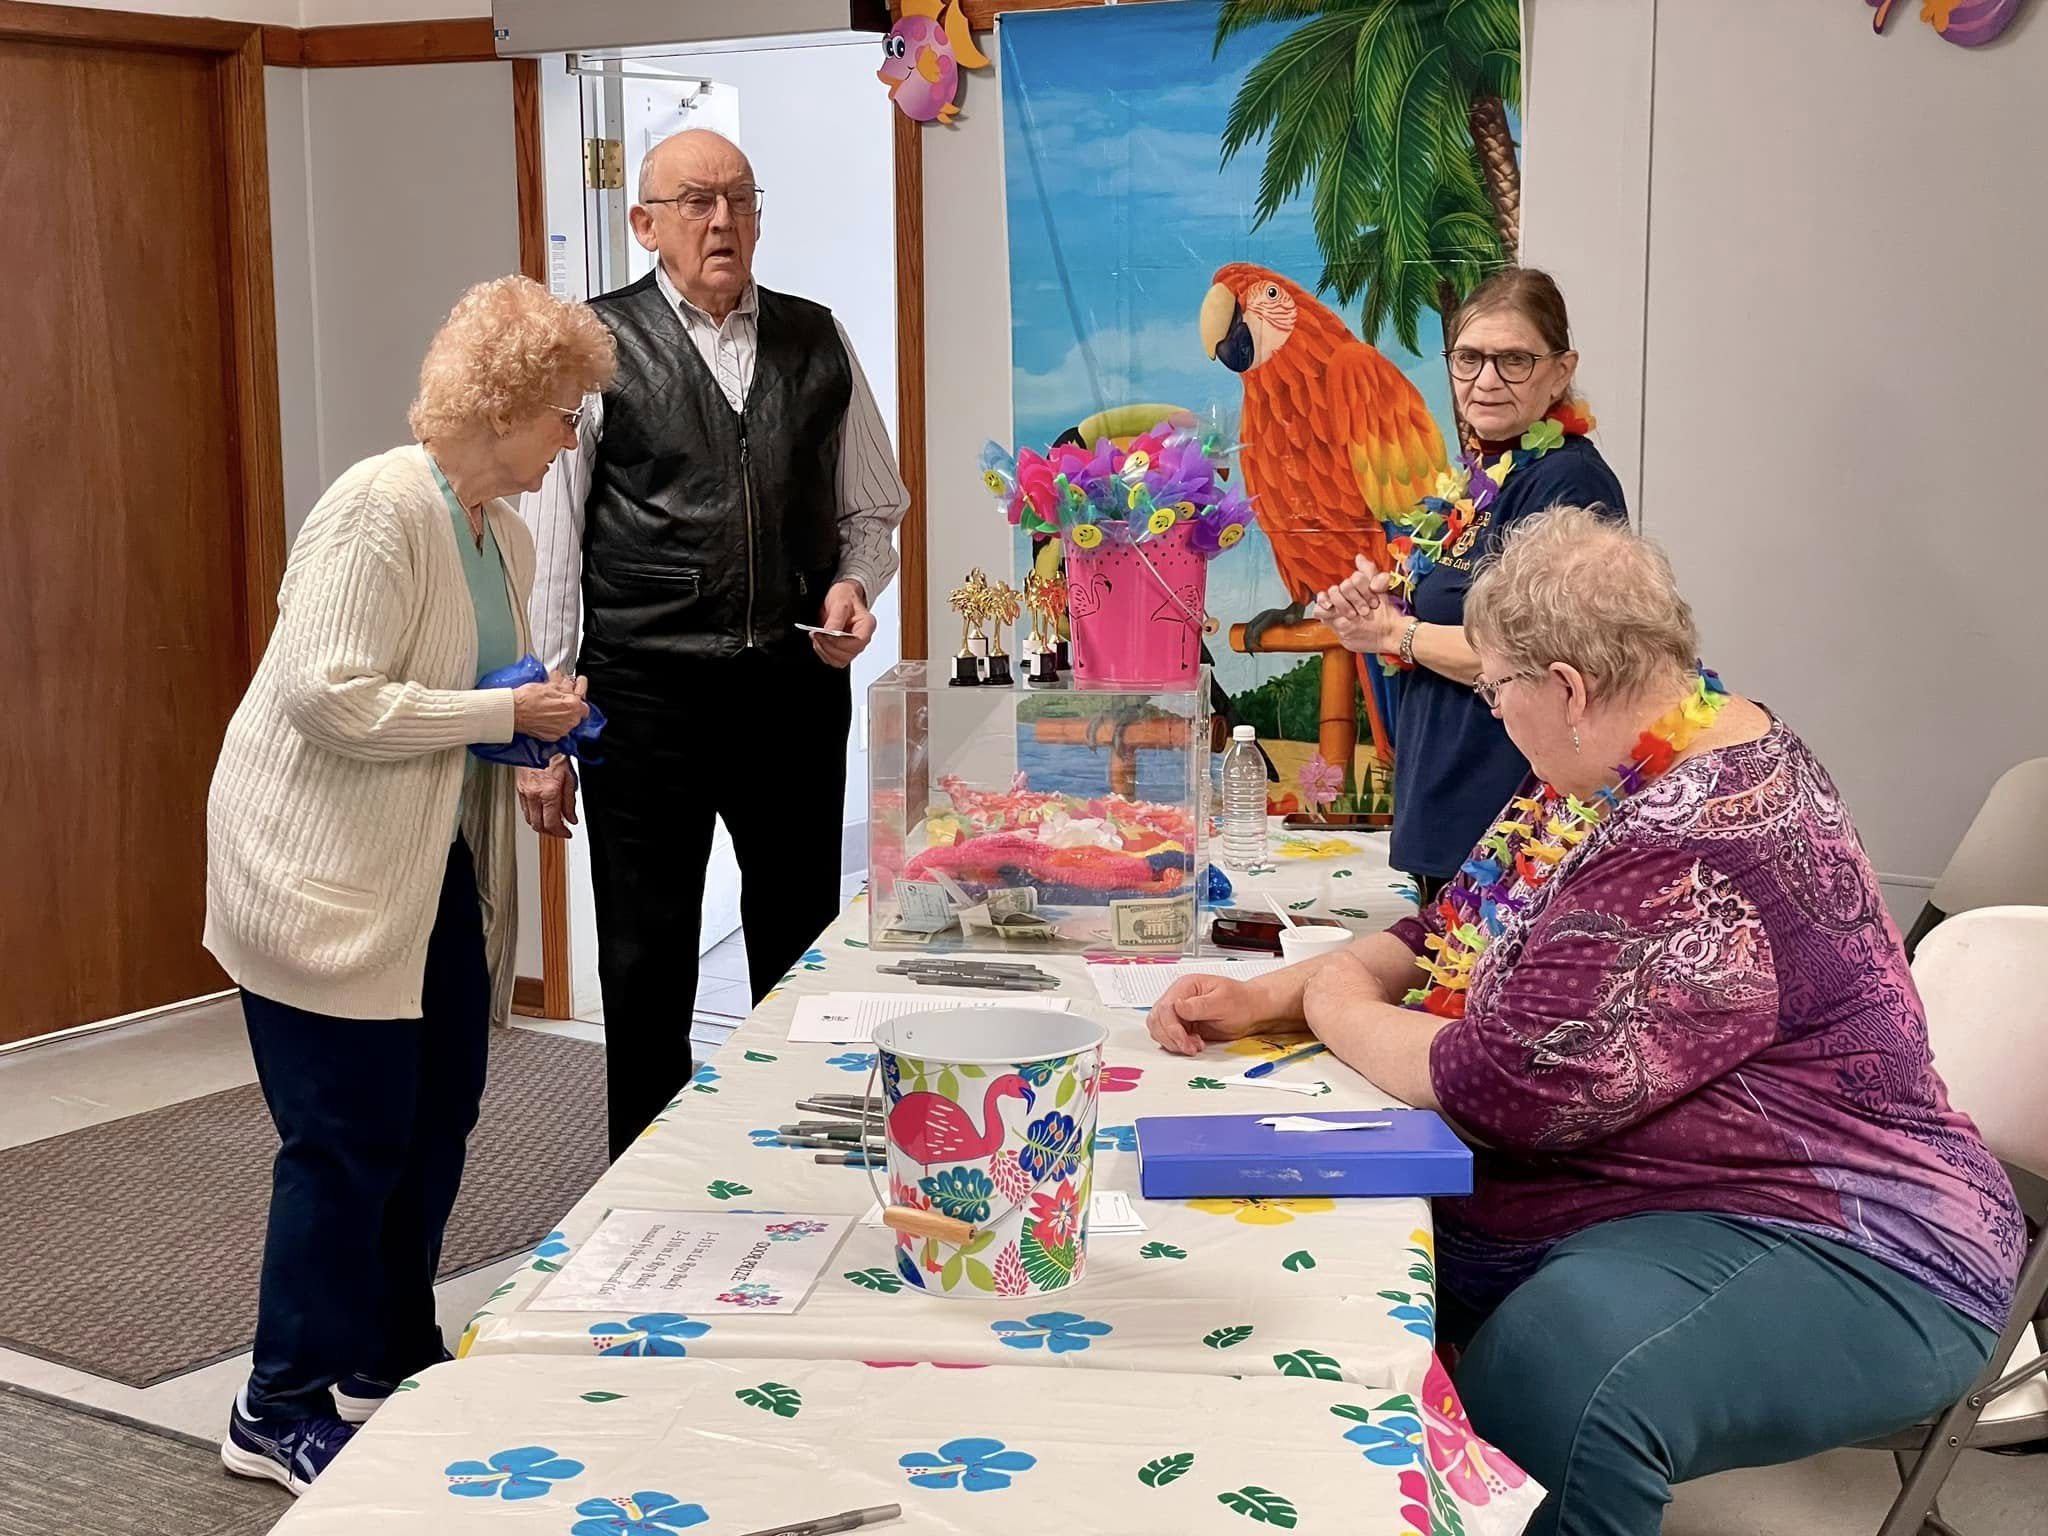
[
  {"x1": 1867, "y1": 0, "x2": 2029, "y2": 46},
  {"x1": 879, "y1": 0, "x2": 989, "y2": 125}
]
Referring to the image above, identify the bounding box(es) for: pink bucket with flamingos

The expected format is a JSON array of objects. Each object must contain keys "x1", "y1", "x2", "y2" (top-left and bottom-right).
[
  {"x1": 867, "y1": 1010, "x2": 1107, "y2": 1299},
  {"x1": 1064, "y1": 521, "x2": 1207, "y2": 689}
]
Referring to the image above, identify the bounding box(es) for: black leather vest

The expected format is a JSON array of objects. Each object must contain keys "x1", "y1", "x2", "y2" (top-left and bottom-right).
[{"x1": 580, "y1": 274, "x2": 851, "y2": 670}]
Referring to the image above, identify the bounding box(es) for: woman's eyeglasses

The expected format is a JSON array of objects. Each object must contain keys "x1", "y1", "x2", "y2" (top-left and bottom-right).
[
  {"x1": 1473, "y1": 671, "x2": 1541, "y2": 709},
  {"x1": 644, "y1": 185, "x2": 766, "y2": 220},
  {"x1": 546, "y1": 403, "x2": 588, "y2": 432},
  {"x1": 1444, "y1": 348, "x2": 1564, "y2": 384}
]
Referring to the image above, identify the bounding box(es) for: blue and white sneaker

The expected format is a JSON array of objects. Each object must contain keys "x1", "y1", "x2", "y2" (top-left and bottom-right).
[{"x1": 220, "y1": 1391, "x2": 357, "y2": 1495}]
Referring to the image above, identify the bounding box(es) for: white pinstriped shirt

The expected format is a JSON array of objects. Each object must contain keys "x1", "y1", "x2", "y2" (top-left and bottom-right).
[{"x1": 520, "y1": 267, "x2": 909, "y2": 674}]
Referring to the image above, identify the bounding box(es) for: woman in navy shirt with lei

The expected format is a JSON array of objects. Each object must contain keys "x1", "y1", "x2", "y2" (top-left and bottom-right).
[{"x1": 1318, "y1": 269, "x2": 1626, "y2": 900}]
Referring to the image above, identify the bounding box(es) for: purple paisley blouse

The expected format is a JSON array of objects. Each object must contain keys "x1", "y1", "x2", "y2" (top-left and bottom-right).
[{"x1": 1403, "y1": 717, "x2": 2022, "y2": 1330}]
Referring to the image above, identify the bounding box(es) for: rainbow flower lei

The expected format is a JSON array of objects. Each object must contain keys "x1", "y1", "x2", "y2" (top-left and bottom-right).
[
  {"x1": 1377, "y1": 400, "x2": 1598, "y2": 673},
  {"x1": 1407, "y1": 667, "x2": 1730, "y2": 1019}
]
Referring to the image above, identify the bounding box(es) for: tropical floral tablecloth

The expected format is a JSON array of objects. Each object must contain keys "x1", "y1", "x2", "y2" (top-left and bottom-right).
[
  {"x1": 272, "y1": 1355, "x2": 1543, "y2": 1536},
  {"x1": 463, "y1": 837, "x2": 1442, "y2": 1395}
]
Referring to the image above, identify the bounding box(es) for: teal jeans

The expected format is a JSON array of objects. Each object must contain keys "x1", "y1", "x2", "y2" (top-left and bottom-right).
[{"x1": 1446, "y1": 1213, "x2": 1995, "y2": 1536}]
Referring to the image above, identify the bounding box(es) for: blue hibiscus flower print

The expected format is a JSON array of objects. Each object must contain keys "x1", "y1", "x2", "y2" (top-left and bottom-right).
[
  {"x1": 1094, "y1": 1124, "x2": 1137, "y2": 1153},
  {"x1": 1018, "y1": 1111, "x2": 1079, "y2": 1181},
  {"x1": 1388, "y1": 1295, "x2": 1436, "y2": 1341},
  {"x1": 919, "y1": 1167, "x2": 995, "y2": 1224},
  {"x1": 801, "y1": 947, "x2": 827, "y2": 968},
  {"x1": 748, "y1": 1128, "x2": 785, "y2": 1148},
  {"x1": 990, "y1": 1311, "x2": 1113, "y2": 1354},
  {"x1": 1344, "y1": 1413, "x2": 1425, "y2": 1467},
  {"x1": 587, "y1": 1314, "x2": 711, "y2": 1357},
  {"x1": 899, "y1": 1437, "x2": 1037, "y2": 1493},
  {"x1": 571, "y1": 1492, "x2": 708, "y2": 1534},
  {"x1": 689, "y1": 1065, "x2": 720, "y2": 1093},
  {"x1": 826, "y1": 1051, "x2": 876, "y2": 1074},
  {"x1": 445, "y1": 1445, "x2": 585, "y2": 1499},
  {"x1": 1017, "y1": 1060, "x2": 1055, "y2": 1089},
  {"x1": 534, "y1": 1229, "x2": 572, "y2": 1261}
]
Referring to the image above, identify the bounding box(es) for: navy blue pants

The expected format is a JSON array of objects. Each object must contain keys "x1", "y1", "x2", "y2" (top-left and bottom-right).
[
  {"x1": 241, "y1": 838, "x2": 490, "y2": 1421},
  {"x1": 1445, "y1": 1213, "x2": 1995, "y2": 1536}
]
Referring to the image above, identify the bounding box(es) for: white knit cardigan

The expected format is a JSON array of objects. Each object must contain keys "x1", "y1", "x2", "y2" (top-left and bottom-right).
[{"x1": 205, "y1": 445, "x2": 531, "y2": 1021}]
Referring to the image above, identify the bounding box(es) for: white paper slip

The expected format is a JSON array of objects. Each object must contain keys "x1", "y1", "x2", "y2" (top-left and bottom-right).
[
  {"x1": 527, "y1": 1210, "x2": 851, "y2": 1315},
  {"x1": 1214, "y1": 1072, "x2": 1335, "y2": 1097},
  {"x1": 1259, "y1": 1115, "x2": 1393, "y2": 1133},
  {"x1": 1087, "y1": 958, "x2": 1285, "y2": 1010},
  {"x1": 788, "y1": 990, "x2": 1072, "y2": 1044},
  {"x1": 859, "y1": 1190, "x2": 1144, "y2": 1234},
  {"x1": 1088, "y1": 1188, "x2": 1147, "y2": 1233}
]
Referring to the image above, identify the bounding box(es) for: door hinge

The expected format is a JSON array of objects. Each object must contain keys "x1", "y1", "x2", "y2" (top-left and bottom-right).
[{"x1": 583, "y1": 137, "x2": 623, "y2": 191}]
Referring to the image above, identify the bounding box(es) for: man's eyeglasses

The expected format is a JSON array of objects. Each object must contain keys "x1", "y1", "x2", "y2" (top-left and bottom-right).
[
  {"x1": 1473, "y1": 671, "x2": 1541, "y2": 709},
  {"x1": 1444, "y1": 348, "x2": 1564, "y2": 384},
  {"x1": 644, "y1": 185, "x2": 766, "y2": 220}
]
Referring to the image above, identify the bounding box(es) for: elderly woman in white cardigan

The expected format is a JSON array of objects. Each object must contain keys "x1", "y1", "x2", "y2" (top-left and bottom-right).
[{"x1": 205, "y1": 276, "x2": 614, "y2": 1494}]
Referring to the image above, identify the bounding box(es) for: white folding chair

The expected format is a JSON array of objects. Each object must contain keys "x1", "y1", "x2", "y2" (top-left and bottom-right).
[
  {"x1": 1869, "y1": 906, "x2": 2048, "y2": 1536},
  {"x1": 1905, "y1": 758, "x2": 2048, "y2": 958}
]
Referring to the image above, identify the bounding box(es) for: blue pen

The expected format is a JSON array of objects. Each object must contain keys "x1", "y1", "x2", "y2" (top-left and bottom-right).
[{"x1": 1242, "y1": 1041, "x2": 1329, "y2": 1079}]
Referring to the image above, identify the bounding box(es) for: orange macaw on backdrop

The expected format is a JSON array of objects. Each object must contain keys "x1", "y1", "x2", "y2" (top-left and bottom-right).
[{"x1": 1200, "y1": 262, "x2": 1448, "y2": 759}]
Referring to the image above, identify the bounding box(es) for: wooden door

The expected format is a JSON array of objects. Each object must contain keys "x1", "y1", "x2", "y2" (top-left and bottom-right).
[{"x1": 0, "y1": 17, "x2": 283, "y2": 1044}]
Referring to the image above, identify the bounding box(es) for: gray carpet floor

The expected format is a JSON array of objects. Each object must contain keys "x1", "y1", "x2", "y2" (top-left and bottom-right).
[
  {"x1": 0, "y1": 1026, "x2": 607, "y2": 1387},
  {"x1": 0, "y1": 1386, "x2": 288, "y2": 1535}
]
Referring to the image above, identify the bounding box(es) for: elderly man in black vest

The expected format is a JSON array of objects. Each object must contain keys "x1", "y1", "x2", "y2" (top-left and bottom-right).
[{"x1": 520, "y1": 130, "x2": 907, "y2": 1159}]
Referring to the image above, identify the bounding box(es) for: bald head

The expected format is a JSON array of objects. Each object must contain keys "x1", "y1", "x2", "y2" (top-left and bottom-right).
[
  {"x1": 629, "y1": 129, "x2": 761, "y2": 322},
  {"x1": 637, "y1": 129, "x2": 752, "y2": 203}
]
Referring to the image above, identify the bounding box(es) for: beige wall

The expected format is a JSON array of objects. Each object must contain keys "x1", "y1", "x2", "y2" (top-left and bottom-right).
[
  {"x1": 1633, "y1": 3, "x2": 2046, "y2": 904},
  {"x1": 920, "y1": 51, "x2": 1016, "y2": 656}
]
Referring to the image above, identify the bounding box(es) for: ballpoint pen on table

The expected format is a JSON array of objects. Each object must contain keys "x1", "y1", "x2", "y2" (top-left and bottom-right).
[
  {"x1": 777, "y1": 1134, "x2": 887, "y2": 1153},
  {"x1": 793, "y1": 1101, "x2": 875, "y2": 1121},
  {"x1": 735, "y1": 1503, "x2": 901, "y2": 1536},
  {"x1": 780, "y1": 1122, "x2": 872, "y2": 1139},
  {"x1": 1242, "y1": 1041, "x2": 1330, "y2": 1079},
  {"x1": 807, "y1": 1094, "x2": 880, "y2": 1107},
  {"x1": 814, "y1": 1151, "x2": 886, "y2": 1167}
]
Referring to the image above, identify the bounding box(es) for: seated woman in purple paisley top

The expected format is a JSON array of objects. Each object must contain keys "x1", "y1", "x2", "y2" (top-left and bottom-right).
[{"x1": 1146, "y1": 507, "x2": 2021, "y2": 1536}]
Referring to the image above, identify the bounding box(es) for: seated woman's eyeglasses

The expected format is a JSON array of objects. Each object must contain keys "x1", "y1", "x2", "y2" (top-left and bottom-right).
[
  {"x1": 1473, "y1": 672, "x2": 1540, "y2": 709},
  {"x1": 546, "y1": 403, "x2": 588, "y2": 431},
  {"x1": 645, "y1": 185, "x2": 766, "y2": 220},
  {"x1": 1444, "y1": 347, "x2": 1563, "y2": 384}
]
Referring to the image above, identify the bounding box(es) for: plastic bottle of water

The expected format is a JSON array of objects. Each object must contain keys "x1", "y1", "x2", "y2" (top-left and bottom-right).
[{"x1": 1220, "y1": 724, "x2": 1268, "y2": 869}]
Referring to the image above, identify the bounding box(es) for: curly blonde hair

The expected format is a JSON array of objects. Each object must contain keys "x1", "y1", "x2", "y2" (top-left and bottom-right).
[
  {"x1": 408, "y1": 275, "x2": 616, "y2": 441},
  {"x1": 1466, "y1": 505, "x2": 1697, "y2": 701}
]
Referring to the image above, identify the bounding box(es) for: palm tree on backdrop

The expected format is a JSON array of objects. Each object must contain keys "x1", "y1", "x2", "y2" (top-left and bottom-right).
[{"x1": 1215, "y1": 0, "x2": 1522, "y2": 354}]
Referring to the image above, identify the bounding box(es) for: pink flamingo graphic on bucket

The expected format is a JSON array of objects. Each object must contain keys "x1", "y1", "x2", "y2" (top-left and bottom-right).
[{"x1": 887, "y1": 1075, "x2": 1035, "y2": 1166}]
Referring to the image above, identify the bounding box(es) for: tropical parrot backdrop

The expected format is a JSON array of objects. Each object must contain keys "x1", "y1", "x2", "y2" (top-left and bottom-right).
[{"x1": 1000, "y1": 0, "x2": 1521, "y2": 809}]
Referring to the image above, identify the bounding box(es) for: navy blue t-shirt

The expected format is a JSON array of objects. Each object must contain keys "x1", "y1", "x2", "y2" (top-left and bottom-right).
[{"x1": 1390, "y1": 434, "x2": 1628, "y2": 878}]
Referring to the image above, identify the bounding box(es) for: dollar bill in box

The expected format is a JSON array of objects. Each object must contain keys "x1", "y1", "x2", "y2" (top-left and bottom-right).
[{"x1": 1109, "y1": 894, "x2": 1196, "y2": 952}]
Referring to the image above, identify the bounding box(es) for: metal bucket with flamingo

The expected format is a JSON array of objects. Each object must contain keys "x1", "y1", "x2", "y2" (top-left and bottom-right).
[{"x1": 864, "y1": 1010, "x2": 1107, "y2": 1299}]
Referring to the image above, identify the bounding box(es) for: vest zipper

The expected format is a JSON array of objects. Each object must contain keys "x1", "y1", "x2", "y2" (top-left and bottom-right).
[{"x1": 738, "y1": 418, "x2": 757, "y2": 648}]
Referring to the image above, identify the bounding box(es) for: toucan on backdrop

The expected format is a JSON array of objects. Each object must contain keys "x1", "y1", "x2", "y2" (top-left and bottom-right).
[{"x1": 1000, "y1": 0, "x2": 1523, "y2": 813}]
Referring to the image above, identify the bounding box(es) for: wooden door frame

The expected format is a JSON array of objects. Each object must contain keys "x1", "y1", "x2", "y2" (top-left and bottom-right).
[{"x1": 2, "y1": 3, "x2": 288, "y2": 672}]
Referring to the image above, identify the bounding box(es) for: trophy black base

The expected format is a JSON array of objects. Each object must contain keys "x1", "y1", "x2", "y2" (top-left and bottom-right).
[
  {"x1": 1054, "y1": 641, "x2": 1071, "y2": 673},
  {"x1": 949, "y1": 654, "x2": 982, "y2": 687},
  {"x1": 1027, "y1": 651, "x2": 1061, "y2": 686},
  {"x1": 984, "y1": 653, "x2": 1013, "y2": 686}
]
